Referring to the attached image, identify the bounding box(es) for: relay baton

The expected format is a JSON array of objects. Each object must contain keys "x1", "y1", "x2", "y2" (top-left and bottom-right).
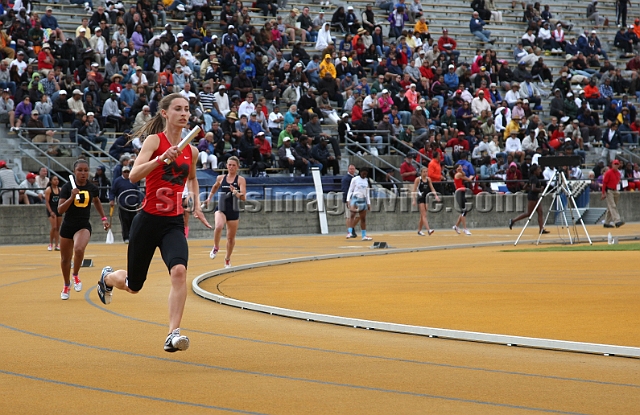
[
  {"x1": 68, "y1": 175, "x2": 81, "y2": 200},
  {"x1": 164, "y1": 126, "x2": 201, "y2": 164}
]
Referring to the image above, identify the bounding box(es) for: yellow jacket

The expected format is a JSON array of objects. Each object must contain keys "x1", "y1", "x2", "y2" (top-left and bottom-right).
[
  {"x1": 503, "y1": 120, "x2": 520, "y2": 140},
  {"x1": 415, "y1": 20, "x2": 429, "y2": 34},
  {"x1": 319, "y1": 60, "x2": 336, "y2": 79}
]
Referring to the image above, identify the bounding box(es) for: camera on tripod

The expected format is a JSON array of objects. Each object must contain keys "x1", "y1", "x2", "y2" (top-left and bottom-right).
[{"x1": 538, "y1": 156, "x2": 582, "y2": 168}]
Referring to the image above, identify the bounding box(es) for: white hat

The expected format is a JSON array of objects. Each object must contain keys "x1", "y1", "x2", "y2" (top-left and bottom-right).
[
  {"x1": 181, "y1": 41, "x2": 189, "y2": 46},
  {"x1": 567, "y1": 92, "x2": 573, "y2": 97},
  {"x1": 188, "y1": 92, "x2": 196, "y2": 98},
  {"x1": 228, "y1": 25, "x2": 235, "y2": 29},
  {"x1": 382, "y1": 89, "x2": 389, "y2": 94},
  {"x1": 176, "y1": 4, "x2": 185, "y2": 11},
  {"x1": 79, "y1": 28, "x2": 86, "y2": 32},
  {"x1": 91, "y1": 62, "x2": 99, "y2": 67},
  {"x1": 591, "y1": 30, "x2": 597, "y2": 34},
  {"x1": 295, "y1": 62, "x2": 303, "y2": 68},
  {"x1": 342, "y1": 113, "x2": 349, "y2": 118},
  {"x1": 347, "y1": 5, "x2": 353, "y2": 10},
  {"x1": 122, "y1": 48, "x2": 129, "y2": 52},
  {"x1": 72, "y1": 89, "x2": 82, "y2": 95},
  {"x1": 415, "y1": 106, "x2": 422, "y2": 111},
  {"x1": 177, "y1": 32, "x2": 184, "y2": 37},
  {"x1": 87, "y1": 112, "x2": 94, "y2": 116},
  {"x1": 448, "y1": 64, "x2": 455, "y2": 69},
  {"x1": 59, "y1": 90, "x2": 67, "y2": 95},
  {"x1": 283, "y1": 137, "x2": 291, "y2": 142},
  {"x1": 341, "y1": 57, "x2": 348, "y2": 62}
]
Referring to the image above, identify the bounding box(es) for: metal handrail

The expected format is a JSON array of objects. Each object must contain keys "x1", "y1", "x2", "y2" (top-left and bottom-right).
[
  {"x1": 74, "y1": 133, "x2": 120, "y2": 171},
  {"x1": 16, "y1": 127, "x2": 120, "y2": 179},
  {"x1": 343, "y1": 137, "x2": 403, "y2": 183},
  {"x1": 16, "y1": 133, "x2": 76, "y2": 182}
]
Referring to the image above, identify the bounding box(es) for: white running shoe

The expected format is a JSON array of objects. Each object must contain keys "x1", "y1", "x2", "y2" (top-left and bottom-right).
[
  {"x1": 346, "y1": 233, "x2": 352, "y2": 239},
  {"x1": 48, "y1": 244, "x2": 53, "y2": 251},
  {"x1": 209, "y1": 246, "x2": 219, "y2": 259},
  {"x1": 417, "y1": 231, "x2": 425, "y2": 236},
  {"x1": 464, "y1": 229, "x2": 472, "y2": 235},
  {"x1": 60, "y1": 285, "x2": 70, "y2": 300},
  {"x1": 72, "y1": 275, "x2": 82, "y2": 292},
  {"x1": 428, "y1": 229, "x2": 435, "y2": 236},
  {"x1": 224, "y1": 259, "x2": 231, "y2": 268},
  {"x1": 453, "y1": 225, "x2": 460, "y2": 234},
  {"x1": 164, "y1": 328, "x2": 190, "y2": 352},
  {"x1": 362, "y1": 236, "x2": 372, "y2": 241}
]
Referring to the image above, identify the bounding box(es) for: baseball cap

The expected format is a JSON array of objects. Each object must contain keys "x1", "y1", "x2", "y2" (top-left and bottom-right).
[
  {"x1": 256, "y1": 131, "x2": 265, "y2": 136},
  {"x1": 31, "y1": 110, "x2": 39, "y2": 115},
  {"x1": 73, "y1": 89, "x2": 82, "y2": 95},
  {"x1": 341, "y1": 57, "x2": 348, "y2": 62},
  {"x1": 342, "y1": 113, "x2": 349, "y2": 118},
  {"x1": 613, "y1": 160, "x2": 620, "y2": 165},
  {"x1": 122, "y1": 166, "x2": 131, "y2": 172},
  {"x1": 283, "y1": 137, "x2": 291, "y2": 142},
  {"x1": 79, "y1": 28, "x2": 86, "y2": 32},
  {"x1": 26, "y1": 172, "x2": 36, "y2": 179},
  {"x1": 509, "y1": 162, "x2": 517, "y2": 168},
  {"x1": 87, "y1": 112, "x2": 94, "y2": 116},
  {"x1": 382, "y1": 89, "x2": 389, "y2": 94},
  {"x1": 448, "y1": 64, "x2": 455, "y2": 69},
  {"x1": 59, "y1": 90, "x2": 67, "y2": 95}
]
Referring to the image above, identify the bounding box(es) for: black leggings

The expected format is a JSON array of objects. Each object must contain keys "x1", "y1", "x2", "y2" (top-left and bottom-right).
[
  {"x1": 126, "y1": 210, "x2": 187, "y2": 292},
  {"x1": 455, "y1": 189, "x2": 468, "y2": 217}
]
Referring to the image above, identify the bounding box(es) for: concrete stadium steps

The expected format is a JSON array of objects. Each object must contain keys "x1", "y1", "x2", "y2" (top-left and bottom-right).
[{"x1": 9, "y1": 0, "x2": 631, "y2": 178}]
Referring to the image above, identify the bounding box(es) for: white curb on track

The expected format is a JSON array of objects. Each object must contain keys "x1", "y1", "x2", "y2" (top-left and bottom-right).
[{"x1": 192, "y1": 236, "x2": 640, "y2": 359}]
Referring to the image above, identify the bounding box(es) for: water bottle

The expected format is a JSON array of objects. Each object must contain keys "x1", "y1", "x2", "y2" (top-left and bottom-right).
[{"x1": 607, "y1": 232, "x2": 613, "y2": 245}]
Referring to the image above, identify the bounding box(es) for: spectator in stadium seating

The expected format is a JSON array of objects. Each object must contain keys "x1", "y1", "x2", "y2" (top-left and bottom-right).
[
  {"x1": 41, "y1": 7, "x2": 66, "y2": 42},
  {"x1": 278, "y1": 136, "x2": 307, "y2": 176},
  {"x1": 614, "y1": 26, "x2": 635, "y2": 57},
  {"x1": 437, "y1": 29, "x2": 460, "y2": 64},
  {"x1": 388, "y1": 7, "x2": 409, "y2": 39},
  {"x1": 19, "y1": 172, "x2": 44, "y2": 205},
  {"x1": 469, "y1": 11, "x2": 495, "y2": 45},
  {"x1": 587, "y1": 1, "x2": 606, "y2": 29},
  {"x1": 295, "y1": 135, "x2": 322, "y2": 172},
  {"x1": 311, "y1": 137, "x2": 339, "y2": 175}
]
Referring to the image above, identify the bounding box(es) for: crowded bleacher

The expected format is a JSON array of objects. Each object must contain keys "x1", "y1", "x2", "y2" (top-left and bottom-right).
[{"x1": 2, "y1": 0, "x2": 640, "y2": 203}]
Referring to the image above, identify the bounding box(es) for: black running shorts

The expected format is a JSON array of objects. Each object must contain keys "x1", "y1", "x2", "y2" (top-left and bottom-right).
[
  {"x1": 60, "y1": 221, "x2": 92, "y2": 239},
  {"x1": 126, "y1": 211, "x2": 188, "y2": 292}
]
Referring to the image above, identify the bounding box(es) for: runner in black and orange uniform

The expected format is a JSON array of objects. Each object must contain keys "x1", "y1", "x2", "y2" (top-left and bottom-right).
[{"x1": 58, "y1": 159, "x2": 110, "y2": 300}]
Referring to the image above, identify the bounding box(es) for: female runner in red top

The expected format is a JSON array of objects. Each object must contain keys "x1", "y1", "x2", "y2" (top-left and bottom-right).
[
  {"x1": 451, "y1": 164, "x2": 474, "y2": 236},
  {"x1": 97, "y1": 93, "x2": 211, "y2": 353}
]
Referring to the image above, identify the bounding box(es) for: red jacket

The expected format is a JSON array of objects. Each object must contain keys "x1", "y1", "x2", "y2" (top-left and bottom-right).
[
  {"x1": 437, "y1": 36, "x2": 457, "y2": 52},
  {"x1": 254, "y1": 137, "x2": 272, "y2": 156}
]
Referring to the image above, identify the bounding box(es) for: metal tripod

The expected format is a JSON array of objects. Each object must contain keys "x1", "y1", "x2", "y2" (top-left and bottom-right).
[{"x1": 514, "y1": 170, "x2": 593, "y2": 246}]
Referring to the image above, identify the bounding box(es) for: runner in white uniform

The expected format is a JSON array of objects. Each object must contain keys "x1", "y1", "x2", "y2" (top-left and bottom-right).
[{"x1": 346, "y1": 169, "x2": 373, "y2": 241}]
